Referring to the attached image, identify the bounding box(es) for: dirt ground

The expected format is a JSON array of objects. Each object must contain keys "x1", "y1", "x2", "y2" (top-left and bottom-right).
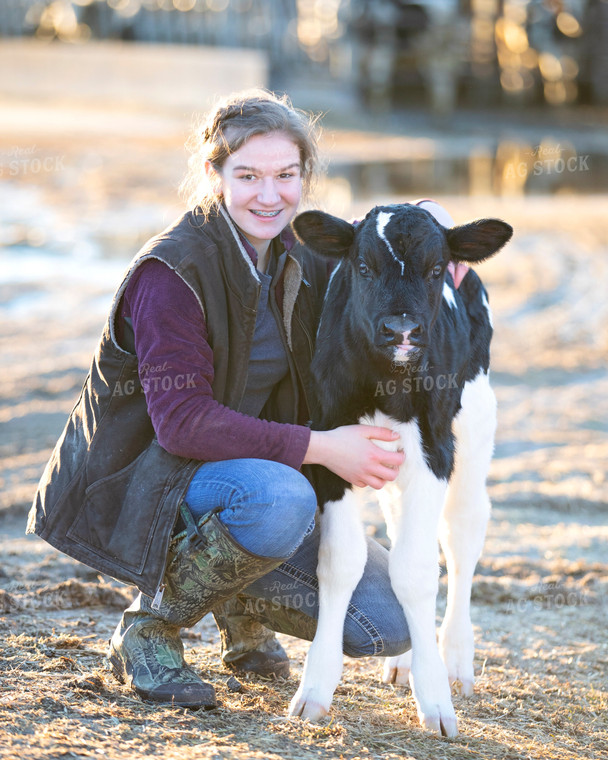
[{"x1": 1, "y1": 89, "x2": 607, "y2": 759}]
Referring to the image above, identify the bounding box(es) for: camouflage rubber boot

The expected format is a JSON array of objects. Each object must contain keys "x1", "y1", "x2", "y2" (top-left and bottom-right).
[
  {"x1": 108, "y1": 591, "x2": 216, "y2": 709},
  {"x1": 108, "y1": 506, "x2": 286, "y2": 709},
  {"x1": 212, "y1": 591, "x2": 320, "y2": 680},
  {"x1": 213, "y1": 595, "x2": 291, "y2": 678}
]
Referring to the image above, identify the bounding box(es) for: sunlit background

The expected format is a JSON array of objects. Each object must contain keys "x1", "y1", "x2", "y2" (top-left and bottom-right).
[
  {"x1": 2, "y1": 0, "x2": 605, "y2": 105},
  {"x1": 1, "y1": 0, "x2": 607, "y2": 207},
  {"x1": 3, "y1": 0, "x2": 607, "y2": 105}
]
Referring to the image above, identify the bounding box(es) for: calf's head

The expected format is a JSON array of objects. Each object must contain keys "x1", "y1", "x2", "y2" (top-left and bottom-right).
[{"x1": 293, "y1": 203, "x2": 512, "y2": 366}]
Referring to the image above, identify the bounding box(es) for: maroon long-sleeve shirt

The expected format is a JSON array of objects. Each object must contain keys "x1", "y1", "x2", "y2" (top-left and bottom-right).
[{"x1": 115, "y1": 258, "x2": 311, "y2": 469}]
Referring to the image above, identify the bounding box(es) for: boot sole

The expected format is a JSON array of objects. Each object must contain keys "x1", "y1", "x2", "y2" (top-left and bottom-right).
[
  {"x1": 225, "y1": 662, "x2": 290, "y2": 679},
  {"x1": 224, "y1": 654, "x2": 290, "y2": 679},
  {"x1": 108, "y1": 653, "x2": 217, "y2": 710},
  {"x1": 108, "y1": 653, "x2": 126, "y2": 684}
]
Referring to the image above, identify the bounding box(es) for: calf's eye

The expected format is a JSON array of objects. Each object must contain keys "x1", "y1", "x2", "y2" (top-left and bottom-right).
[
  {"x1": 431, "y1": 264, "x2": 443, "y2": 278},
  {"x1": 358, "y1": 260, "x2": 371, "y2": 277}
]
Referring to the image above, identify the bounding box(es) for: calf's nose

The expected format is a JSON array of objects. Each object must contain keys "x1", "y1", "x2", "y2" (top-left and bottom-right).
[{"x1": 375, "y1": 316, "x2": 421, "y2": 347}]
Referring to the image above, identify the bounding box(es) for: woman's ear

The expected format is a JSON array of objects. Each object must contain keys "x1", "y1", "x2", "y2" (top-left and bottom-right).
[{"x1": 204, "y1": 160, "x2": 223, "y2": 197}]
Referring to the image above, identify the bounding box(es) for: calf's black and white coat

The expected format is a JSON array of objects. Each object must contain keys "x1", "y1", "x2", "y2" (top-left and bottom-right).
[{"x1": 288, "y1": 201, "x2": 512, "y2": 737}]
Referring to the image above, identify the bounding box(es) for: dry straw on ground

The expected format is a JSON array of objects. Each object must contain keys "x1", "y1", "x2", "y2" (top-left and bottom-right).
[{"x1": 1, "y1": 504, "x2": 606, "y2": 760}]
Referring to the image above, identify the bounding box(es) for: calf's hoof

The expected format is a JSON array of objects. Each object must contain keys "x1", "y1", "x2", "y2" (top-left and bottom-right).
[
  {"x1": 382, "y1": 652, "x2": 412, "y2": 687},
  {"x1": 420, "y1": 710, "x2": 459, "y2": 738},
  {"x1": 288, "y1": 689, "x2": 330, "y2": 721},
  {"x1": 449, "y1": 675, "x2": 474, "y2": 697},
  {"x1": 415, "y1": 692, "x2": 459, "y2": 738},
  {"x1": 439, "y1": 623, "x2": 475, "y2": 698}
]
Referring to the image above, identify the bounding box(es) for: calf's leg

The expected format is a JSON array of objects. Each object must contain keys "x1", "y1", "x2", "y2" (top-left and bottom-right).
[
  {"x1": 380, "y1": 420, "x2": 458, "y2": 737},
  {"x1": 289, "y1": 490, "x2": 367, "y2": 720},
  {"x1": 438, "y1": 371, "x2": 496, "y2": 695}
]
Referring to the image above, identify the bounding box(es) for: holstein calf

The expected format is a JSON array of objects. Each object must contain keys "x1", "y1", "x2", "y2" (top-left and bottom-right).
[{"x1": 289, "y1": 202, "x2": 512, "y2": 736}]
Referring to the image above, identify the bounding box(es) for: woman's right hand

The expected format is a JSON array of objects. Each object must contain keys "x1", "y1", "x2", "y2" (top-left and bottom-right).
[{"x1": 303, "y1": 425, "x2": 405, "y2": 490}]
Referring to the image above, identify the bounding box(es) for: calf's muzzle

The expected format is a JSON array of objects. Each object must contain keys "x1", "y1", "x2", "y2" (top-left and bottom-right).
[{"x1": 375, "y1": 315, "x2": 423, "y2": 348}]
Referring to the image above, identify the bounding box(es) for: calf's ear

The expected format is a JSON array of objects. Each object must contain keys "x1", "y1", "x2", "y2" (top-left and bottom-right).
[
  {"x1": 292, "y1": 211, "x2": 355, "y2": 258},
  {"x1": 446, "y1": 219, "x2": 513, "y2": 264}
]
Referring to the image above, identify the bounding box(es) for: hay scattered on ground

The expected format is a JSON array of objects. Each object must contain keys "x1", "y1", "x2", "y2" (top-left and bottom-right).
[{"x1": 1, "y1": 506, "x2": 606, "y2": 760}]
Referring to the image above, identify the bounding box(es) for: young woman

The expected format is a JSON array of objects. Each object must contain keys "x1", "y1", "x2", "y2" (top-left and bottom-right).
[{"x1": 28, "y1": 90, "x2": 417, "y2": 710}]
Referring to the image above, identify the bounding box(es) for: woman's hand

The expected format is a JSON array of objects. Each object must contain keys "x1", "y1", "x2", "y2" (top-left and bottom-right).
[{"x1": 303, "y1": 425, "x2": 405, "y2": 489}]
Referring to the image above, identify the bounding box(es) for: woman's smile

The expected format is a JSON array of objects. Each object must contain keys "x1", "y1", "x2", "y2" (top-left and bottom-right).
[{"x1": 250, "y1": 209, "x2": 282, "y2": 218}]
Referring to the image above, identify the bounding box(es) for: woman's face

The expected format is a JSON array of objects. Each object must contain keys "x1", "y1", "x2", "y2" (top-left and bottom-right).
[{"x1": 214, "y1": 131, "x2": 303, "y2": 256}]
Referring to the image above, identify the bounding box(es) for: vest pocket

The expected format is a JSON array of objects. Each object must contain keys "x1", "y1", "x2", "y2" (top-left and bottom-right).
[{"x1": 67, "y1": 440, "x2": 183, "y2": 575}]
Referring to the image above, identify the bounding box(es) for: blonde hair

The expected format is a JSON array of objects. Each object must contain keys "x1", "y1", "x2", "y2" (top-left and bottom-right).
[{"x1": 180, "y1": 89, "x2": 321, "y2": 217}]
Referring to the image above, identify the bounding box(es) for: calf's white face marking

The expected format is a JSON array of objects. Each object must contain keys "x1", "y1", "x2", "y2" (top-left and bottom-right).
[
  {"x1": 317, "y1": 260, "x2": 342, "y2": 338},
  {"x1": 443, "y1": 281, "x2": 457, "y2": 310},
  {"x1": 376, "y1": 211, "x2": 405, "y2": 276},
  {"x1": 481, "y1": 291, "x2": 493, "y2": 328}
]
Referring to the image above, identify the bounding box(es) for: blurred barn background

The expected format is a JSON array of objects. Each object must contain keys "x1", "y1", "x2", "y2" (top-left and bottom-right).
[
  {"x1": 2, "y1": 0, "x2": 608, "y2": 109},
  {"x1": 1, "y1": 0, "x2": 607, "y2": 207}
]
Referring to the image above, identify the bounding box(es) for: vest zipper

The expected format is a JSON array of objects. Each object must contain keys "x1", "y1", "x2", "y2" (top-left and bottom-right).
[
  {"x1": 295, "y1": 311, "x2": 314, "y2": 359},
  {"x1": 151, "y1": 583, "x2": 166, "y2": 610}
]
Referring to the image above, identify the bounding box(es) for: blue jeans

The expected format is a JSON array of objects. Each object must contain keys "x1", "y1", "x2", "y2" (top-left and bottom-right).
[{"x1": 184, "y1": 459, "x2": 410, "y2": 658}]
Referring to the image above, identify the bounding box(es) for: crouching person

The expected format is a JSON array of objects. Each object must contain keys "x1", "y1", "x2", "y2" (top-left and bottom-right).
[{"x1": 27, "y1": 90, "x2": 408, "y2": 709}]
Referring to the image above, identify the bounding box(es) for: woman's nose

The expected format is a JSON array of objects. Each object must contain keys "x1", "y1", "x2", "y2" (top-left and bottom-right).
[{"x1": 257, "y1": 178, "x2": 280, "y2": 204}]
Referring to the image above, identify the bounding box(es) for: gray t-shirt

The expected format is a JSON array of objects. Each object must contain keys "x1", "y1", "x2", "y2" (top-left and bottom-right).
[{"x1": 239, "y1": 271, "x2": 289, "y2": 418}]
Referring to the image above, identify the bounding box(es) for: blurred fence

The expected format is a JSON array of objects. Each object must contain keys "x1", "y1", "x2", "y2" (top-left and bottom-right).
[
  {"x1": 1, "y1": 0, "x2": 608, "y2": 110},
  {"x1": 0, "y1": 0, "x2": 310, "y2": 70},
  {"x1": 0, "y1": 38, "x2": 268, "y2": 116}
]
